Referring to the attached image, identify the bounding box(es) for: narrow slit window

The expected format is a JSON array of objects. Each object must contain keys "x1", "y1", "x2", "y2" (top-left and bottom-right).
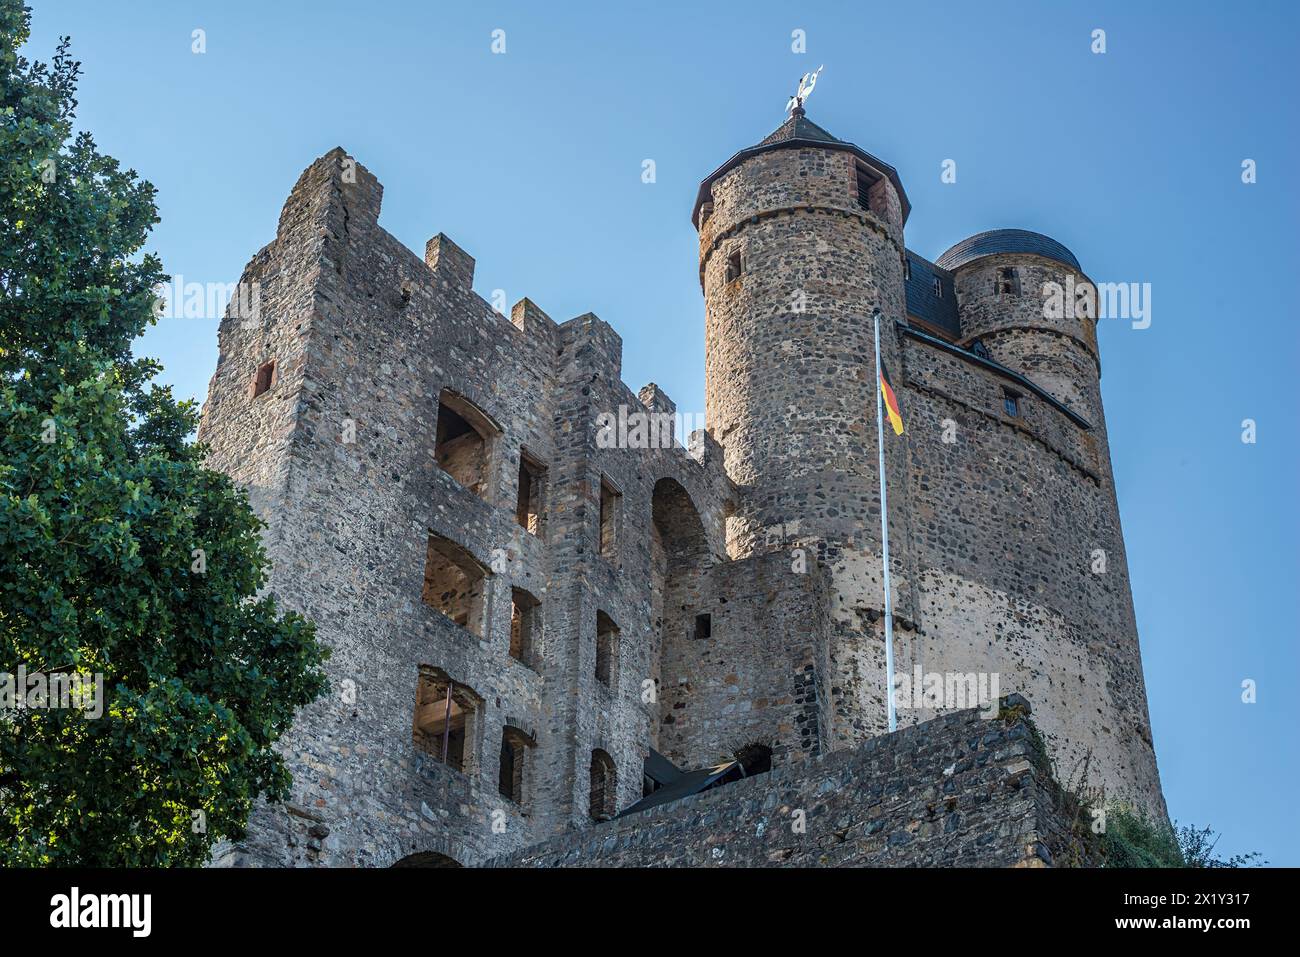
[{"x1": 933, "y1": 276, "x2": 943, "y2": 298}]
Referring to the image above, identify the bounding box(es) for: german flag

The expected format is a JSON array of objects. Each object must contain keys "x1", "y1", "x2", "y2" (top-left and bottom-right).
[{"x1": 880, "y1": 362, "x2": 904, "y2": 436}]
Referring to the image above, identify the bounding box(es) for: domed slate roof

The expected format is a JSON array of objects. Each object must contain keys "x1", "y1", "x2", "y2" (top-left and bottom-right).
[{"x1": 936, "y1": 229, "x2": 1081, "y2": 272}]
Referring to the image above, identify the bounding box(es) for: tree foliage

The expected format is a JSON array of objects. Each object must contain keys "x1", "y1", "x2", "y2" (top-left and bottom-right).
[{"x1": 0, "y1": 0, "x2": 328, "y2": 866}]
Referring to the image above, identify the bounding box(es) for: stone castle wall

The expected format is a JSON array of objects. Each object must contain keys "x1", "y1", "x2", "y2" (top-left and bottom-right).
[{"x1": 486, "y1": 699, "x2": 1097, "y2": 868}]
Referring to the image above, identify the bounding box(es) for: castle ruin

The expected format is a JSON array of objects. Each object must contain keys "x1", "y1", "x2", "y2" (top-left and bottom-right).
[{"x1": 198, "y1": 106, "x2": 1164, "y2": 867}]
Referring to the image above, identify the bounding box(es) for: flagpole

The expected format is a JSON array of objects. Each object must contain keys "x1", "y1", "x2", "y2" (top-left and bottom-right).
[{"x1": 872, "y1": 308, "x2": 898, "y2": 733}]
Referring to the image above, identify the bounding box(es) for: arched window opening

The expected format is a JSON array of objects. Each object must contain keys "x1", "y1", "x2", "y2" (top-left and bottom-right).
[
  {"x1": 435, "y1": 389, "x2": 499, "y2": 501},
  {"x1": 422, "y1": 532, "x2": 489, "y2": 638},
  {"x1": 589, "y1": 749, "x2": 617, "y2": 822}
]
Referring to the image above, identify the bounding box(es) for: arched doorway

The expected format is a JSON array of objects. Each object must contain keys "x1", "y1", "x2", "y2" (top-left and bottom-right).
[{"x1": 650, "y1": 478, "x2": 714, "y2": 767}]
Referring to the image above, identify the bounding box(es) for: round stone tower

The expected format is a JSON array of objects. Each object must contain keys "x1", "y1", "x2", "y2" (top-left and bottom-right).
[
  {"x1": 694, "y1": 107, "x2": 909, "y2": 565},
  {"x1": 936, "y1": 229, "x2": 1102, "y2": 426},
  {"x1": 694, "y1": 108, "x2": 918, "y2": 749}
]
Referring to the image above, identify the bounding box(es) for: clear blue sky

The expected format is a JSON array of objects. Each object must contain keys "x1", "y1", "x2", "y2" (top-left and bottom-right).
[{"x1": 25, "y1": 1, "x2": 1298, "y2": 865}]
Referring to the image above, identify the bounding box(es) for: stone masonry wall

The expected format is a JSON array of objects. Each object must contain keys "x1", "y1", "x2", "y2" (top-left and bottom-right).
[
  {"x1": 654, "y1": 550, "x2": 832, "y2": 771},
  {"x1": 486, "y1": 697, "x2": 1095, "y2": 868},
  {"x1": 200, "y1": 149, "x2": 744, "y2": 867}
]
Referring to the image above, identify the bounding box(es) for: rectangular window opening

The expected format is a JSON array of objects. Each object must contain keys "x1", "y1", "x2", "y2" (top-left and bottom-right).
[
  {"x1": 598, "y1": 477, "x2": 620, "y2": 558},
  {"x1": 251, "y1": 360, "x2": 276, "y2": 398},
  {"x1": 724, "y1": 249, "x2": 743, "y2": 284},
  {"x1": 498, "y1": 729, "x2": 528, "y2": 804},
  {"x1": 1003, "y1": 389, "x2": 1021, "y2": 418},
  {"x1": 516, "y1": 450, "x2": 547, "y2": 536},
  {"x1": 595, "y1": 610, "x2": 619, "y2": 689},
  {"x1": 510, "y1": 587, "x2": 541, "y2": 668},
  {"x1": 413, "y1": 669, "x2": 477, "y2": 773},
  {"x1": 694, "y1": 613, "x2": 712, "y2": 640}
]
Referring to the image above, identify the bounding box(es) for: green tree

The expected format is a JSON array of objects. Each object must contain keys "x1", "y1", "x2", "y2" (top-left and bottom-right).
[{"x1": 0, "y1": 0, "x2": 328, "y2": 866}]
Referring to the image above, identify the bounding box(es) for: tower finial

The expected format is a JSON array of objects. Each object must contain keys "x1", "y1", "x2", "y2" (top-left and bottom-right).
[{"x1": 785, "y1": 64, "x2": 824, "y2": 116}]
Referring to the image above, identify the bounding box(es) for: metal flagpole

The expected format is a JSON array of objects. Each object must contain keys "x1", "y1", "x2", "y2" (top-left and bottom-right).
[{"x1": 872, "y1": 308, "x2": 898, "y2": 733}]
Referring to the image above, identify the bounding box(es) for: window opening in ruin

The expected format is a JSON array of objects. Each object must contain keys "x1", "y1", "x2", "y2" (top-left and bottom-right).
[
  {"x1": 694, "y1": 613, "x2": 712, "y2": 640},
  {"x1": 498, "y1": 727, "x2": 531, "y2": 804},
  {"x1": 595, "y1": 610, "x2": 619, "y2": 689},
  {"x1": 590, "y1": 749, "x2": 617, "y2": 821},
  {"x1": 252, "y1": 360, "x2": 275, "y2": 398},
  {"x1": 734, "y1": 742, "x2": 774, "y2": 777},
  {"x1": 996, "y1": 266, "x2": 1020, "y2": 296},
  {"x1": 435, "y1": 389, "x2": 498, "y2": 501},
  {"x1": 510, "y1": 587, "x2": 541, "y2": 667},
  {"x1": 598, "y1": 476, "x2": 620, "y2": 558},
  {"x1": 516, "y1": 449, "x2": 547, "y2": 536},
  {"x1": 413, "y1": 668, "x2": 478, "y2": 773},
  {"x1": 422, "y1": 532, "x2": 489, "y2": 638}
]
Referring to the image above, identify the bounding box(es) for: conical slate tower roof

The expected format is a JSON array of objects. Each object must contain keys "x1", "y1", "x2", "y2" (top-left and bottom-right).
[
  {"x1": 692, "y1": 107, "x2": 909, "y2": 227},
  {"x1": 756, "y1": 107, "x2": 847, "y2": 147}
]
